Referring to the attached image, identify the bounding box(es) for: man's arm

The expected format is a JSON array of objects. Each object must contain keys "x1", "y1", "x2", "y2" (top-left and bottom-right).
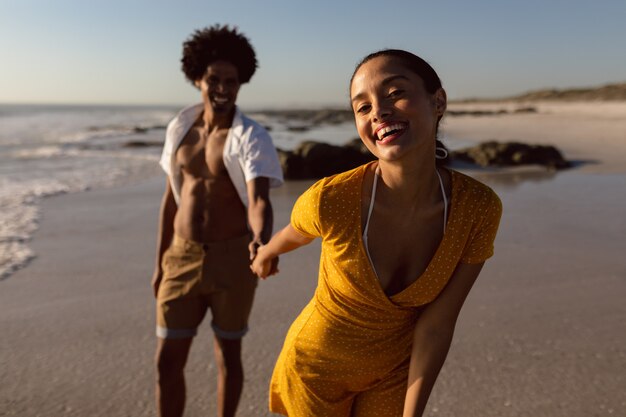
[
  {"x1": 402, "y1": 262, "x2": 485, "y2": 417},
  {"x1": 151, "y1": 179, "x2": 177, "y2": 297},
  {"x1": 246, "y1": 177, "x2": 273, "y2": 260}
]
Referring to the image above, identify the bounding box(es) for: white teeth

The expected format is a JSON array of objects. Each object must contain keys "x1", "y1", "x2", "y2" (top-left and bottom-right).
[{"x1": 376, "y1": 123, "x2": 405, "y2": 140}]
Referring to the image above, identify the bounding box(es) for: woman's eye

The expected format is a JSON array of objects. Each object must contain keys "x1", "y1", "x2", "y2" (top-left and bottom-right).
[
  {"x1": 356, "y1": 104, "x2": 371, "y2": 114},
  {"x1": 388, "y1": 90, "x2": 403, "y2": 98}
]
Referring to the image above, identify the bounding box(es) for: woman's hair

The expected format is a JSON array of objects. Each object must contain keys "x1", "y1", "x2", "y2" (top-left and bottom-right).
[
  {"x1": 350, "y1": 49, "x2": 442, "y2": 94},
  {"x1": 351, "y1": 49, "x2": 449, "y2": 164},
  {"x1": 181, "y1": 24, "x2": 257, "y2": 84}
]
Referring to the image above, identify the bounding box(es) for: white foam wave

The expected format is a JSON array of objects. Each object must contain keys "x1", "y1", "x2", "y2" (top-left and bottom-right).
[
  {"x1": 0, "y1": 154, "x2": 159, "y2": 281},
  {"x1": 0, "y1": 177, "x2": 73, "y2": 280}
]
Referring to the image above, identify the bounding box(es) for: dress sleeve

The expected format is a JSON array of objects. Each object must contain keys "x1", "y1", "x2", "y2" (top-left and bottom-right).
[
  {"x1": 290, "y1": 180, "x2": 324, "y2": 239},
  {"x1": 242, "y1": 127, "x2": 284, "y2": 188},
  {"x1": 460, "y1": 191, "x2": 503, "y2": 264}
]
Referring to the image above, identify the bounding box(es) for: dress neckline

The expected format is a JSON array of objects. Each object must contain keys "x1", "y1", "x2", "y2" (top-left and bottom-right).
[{"x1": 358, "y1": 162, "x2": 456, "y2": 301}]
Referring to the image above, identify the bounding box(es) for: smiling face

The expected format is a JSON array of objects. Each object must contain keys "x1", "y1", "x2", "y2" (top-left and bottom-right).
[
  {"x1": 195, "y1": 60, "x2": 241, "y2": 114},
  {"x1": 350, "y1": 55, "x2": 446, "y2": 163}
]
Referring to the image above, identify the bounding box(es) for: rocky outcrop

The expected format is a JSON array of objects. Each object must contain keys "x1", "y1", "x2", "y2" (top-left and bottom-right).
[
  {"x1": 277, "y1": 139, "x2": 570, "y2": 180},
  {"x1": 256, "y1": 109, "x2": 354, "y2": 125},
  {"x1": 277, "y1": 140, "x2": 375, "y2": 179},
  {"x1": 451, "y1": 141, "x2": 571, "y2": 170}
]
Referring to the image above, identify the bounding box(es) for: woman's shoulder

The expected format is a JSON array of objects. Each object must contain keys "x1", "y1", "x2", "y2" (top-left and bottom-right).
[
  {"x1": 310, "y1": 162, "x2": 372, "y2": 194},
  {"x1": 451, "y1": 170, "x2": 502, "y2": 213}
]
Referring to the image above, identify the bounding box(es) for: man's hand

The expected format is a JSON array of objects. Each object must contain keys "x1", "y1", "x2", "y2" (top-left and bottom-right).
[
  {"x1": 249, "y1": 239, "x2": 262, "y2": 261},
  {"x1": 250, "y1": 245, "x2": 279, "y2": 279},
  {"x1": 151, "y1": 269, "x2": 163, "y2": 298}
]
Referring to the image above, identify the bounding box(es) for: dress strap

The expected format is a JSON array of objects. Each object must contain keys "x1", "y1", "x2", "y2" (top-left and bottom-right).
[
  {"x1": 435, "y1": 169, "x2": 448, "y2": 234},
  {"x1": 362, "y1": 167, "x2": 379, "y2": 278},
  {"x1": 362, "y1": 167, "x2": 448, "y2": 268},
  {"x1": 362, "y1": 167, "x2": 379, "y2": 242}
]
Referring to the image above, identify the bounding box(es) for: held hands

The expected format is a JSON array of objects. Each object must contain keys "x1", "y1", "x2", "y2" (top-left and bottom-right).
[
  {"x1": 250, "y1": 244, "x2": 279, "y2": 279},
  {"x1": 249, "y1": 224, "x2": 310, "y2": 279}
]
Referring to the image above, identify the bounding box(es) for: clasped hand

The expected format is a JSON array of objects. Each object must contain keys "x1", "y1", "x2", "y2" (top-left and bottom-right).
[{"x1": 250, "y1": 244, "x2": 279, "y2": 279}]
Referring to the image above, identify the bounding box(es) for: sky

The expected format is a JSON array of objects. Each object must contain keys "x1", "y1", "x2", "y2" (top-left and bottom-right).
[{"x1": 1, "y1": 0, "x2": 625, "y2": 108}]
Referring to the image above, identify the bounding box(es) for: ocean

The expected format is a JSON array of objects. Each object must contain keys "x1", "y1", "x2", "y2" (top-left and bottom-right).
[{"x1": 0, "y1": 103, "x2": 363, "y2": 280}]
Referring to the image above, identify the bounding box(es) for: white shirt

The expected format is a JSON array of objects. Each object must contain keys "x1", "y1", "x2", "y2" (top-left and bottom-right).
[{"x1": 159, "y1": 103, "x2": 283, "y2": 207}]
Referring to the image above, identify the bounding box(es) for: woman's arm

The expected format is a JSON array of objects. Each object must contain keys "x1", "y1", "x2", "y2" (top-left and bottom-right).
[
  {"x1": 403, "y1": 262, "x2": 485, "y2": 417},
  {"x1": 250, "y1": 224, "x2": 314, "y2": 279}
]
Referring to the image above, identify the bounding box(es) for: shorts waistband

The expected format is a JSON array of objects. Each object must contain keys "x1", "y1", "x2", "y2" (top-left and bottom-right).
[{"x1": 171, "y1": 233, "x2": 251, "y2": 254}]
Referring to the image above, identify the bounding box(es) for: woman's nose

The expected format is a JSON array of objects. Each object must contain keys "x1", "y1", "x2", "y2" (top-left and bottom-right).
[{"x1": 372, "y1": 101, "x2": 392, "y2": 122}]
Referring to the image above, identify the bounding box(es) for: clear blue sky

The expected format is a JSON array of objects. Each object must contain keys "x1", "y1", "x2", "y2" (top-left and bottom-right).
[{"x1": 1, "y1": 0, "x2": 625, "y2": 107}]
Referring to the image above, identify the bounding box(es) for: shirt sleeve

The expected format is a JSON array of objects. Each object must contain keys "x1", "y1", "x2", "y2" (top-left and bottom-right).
[
  {"x1": 242, "y1": 127, "x2": 284, "y2": 188},
  {"x1": 460, "y1": 191, "x2": 503, "y2": 264},
  {"x1": 159, "y1": 121, "x2": 176, "y2": 176},
  {"x1": 290, "y1": 180, "x2": 324, "y2": 239}
]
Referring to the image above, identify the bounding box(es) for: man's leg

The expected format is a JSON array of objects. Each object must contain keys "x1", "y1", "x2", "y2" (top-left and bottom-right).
[
  {"x1": 155, "y1": 337, "x2": 193, "y2": 417},
  {"x1": 213, "y1": 336, "x2": 244, "y2": 417},
  {"x1": 207, "y1": 234, "x2": 258, "y2": 417}
]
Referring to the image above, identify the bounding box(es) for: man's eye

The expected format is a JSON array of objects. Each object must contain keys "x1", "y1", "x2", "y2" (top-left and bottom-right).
[
  {"x1": 389, "y1": 90, "x2": 403, "y2": 98},
  {"x1": 356, "y1": 104, "x2": 370, "y2": 114}
]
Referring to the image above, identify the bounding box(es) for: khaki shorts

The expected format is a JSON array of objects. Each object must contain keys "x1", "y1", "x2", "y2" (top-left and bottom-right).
[{"x1": 156, "y1": 234, "x2": 258, "y2": 340}]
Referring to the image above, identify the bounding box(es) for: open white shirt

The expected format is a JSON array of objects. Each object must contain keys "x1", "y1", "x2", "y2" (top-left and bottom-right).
[{"x1": 159, "y1": 103, "x2": 283, "y2": 207}]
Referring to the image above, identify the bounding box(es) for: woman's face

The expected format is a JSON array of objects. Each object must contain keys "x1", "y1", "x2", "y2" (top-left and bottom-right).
[{"x1": 350, "y1": 55, "x2": 446, "y2": 163}]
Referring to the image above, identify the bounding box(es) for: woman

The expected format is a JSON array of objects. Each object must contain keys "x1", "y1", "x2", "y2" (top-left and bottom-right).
[{"x1": 251, "y1": 49, "x2": 502, "y2": 417}]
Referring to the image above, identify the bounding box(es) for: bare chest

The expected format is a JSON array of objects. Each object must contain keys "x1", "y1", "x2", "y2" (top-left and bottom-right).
[
  {"x1": 175, "y1": 127, "x2": 229, "y2": 178},
  {"x1": 366, "y1": 210, "x2": 444, "y2": 295},
  {"x1": 358, "y1": 164, "x2": 449, "y2": 295}
]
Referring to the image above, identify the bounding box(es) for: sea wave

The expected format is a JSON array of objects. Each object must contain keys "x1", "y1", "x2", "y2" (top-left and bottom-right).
[{"x1": 0, "y1": 151, "x2": 160, "y2": 281}]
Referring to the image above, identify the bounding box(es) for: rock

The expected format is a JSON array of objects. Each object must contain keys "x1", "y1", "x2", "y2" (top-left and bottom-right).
[
  {"x1": 276, "y1": 149, "x2": 305, "y2": 180},
  {"x1": 344, "y1": 137, "x2": 370, "y2": 154},
  {"x1": 122, "y1": 140, "x2": 163, "y2": 148},
  {"x1": 276, "y1": 138, "x2": 570, "y2": 180},
  {"x1": 277, "y1": 138, "x2": 454, "y2": 180},
  {"x1": 286, "y1": 125, "x2": 311, "y2": 132},
  {"x1": 513, "y1": 107, "x2": 537, "y2": 114},
  {"x1": 277, "y1": 140, "x2": 376, "y2": 180},
  {"x1": 452, "y1": 141, "x2": 571, "y2": 169}
]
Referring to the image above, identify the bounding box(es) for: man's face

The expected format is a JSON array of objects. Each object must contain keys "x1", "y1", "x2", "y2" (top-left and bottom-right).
[{"x1": 195, "y1": 60, "x2": 241, "y2": 114}]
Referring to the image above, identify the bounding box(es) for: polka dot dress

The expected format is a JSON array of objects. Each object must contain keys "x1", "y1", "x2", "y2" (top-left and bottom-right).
[{"x1": 269, "y1": 162, "x2": 502, "y2": 416}]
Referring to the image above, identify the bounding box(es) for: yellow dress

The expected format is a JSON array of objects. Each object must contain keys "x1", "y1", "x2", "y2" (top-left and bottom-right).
[{"x1": 269, "y1": 162, "x2": 502, "y2": 416}]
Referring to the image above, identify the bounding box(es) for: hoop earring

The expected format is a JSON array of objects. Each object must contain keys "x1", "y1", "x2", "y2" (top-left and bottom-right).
[{"x1": 435, "y1": 146, "x2": 448, "y2": 160}]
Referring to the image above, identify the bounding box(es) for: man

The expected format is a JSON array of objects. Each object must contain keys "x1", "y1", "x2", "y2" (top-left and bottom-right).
[{"x1": 153, "y1": 25, "x2": 283, "y2": 417}]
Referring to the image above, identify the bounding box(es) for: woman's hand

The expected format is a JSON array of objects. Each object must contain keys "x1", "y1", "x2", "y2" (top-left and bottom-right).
[
  {"x1": 250, "y1": 245, "x2": 280, "y2": 279},
  {"x1": 249, "y1": 224, "x2": 314, "y2": 280}
]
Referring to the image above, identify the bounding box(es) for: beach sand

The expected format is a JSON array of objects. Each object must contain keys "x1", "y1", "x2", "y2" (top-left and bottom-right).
[
  {"x1": 444, "y1": 101, "x2": 626, "y2": 174},
  {"x1": 1, "y1": 102, "x2": 625, "y2": 416}
]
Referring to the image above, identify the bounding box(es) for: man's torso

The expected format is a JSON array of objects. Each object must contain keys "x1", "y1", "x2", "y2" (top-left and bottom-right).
[{"x1": 173, "y1": 118, "x2": 248, "y2": 242}]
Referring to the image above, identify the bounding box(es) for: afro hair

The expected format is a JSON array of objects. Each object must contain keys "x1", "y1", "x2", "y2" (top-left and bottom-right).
[{"x1": 181, "y1": 24, "x2": 257, "y2": 84}]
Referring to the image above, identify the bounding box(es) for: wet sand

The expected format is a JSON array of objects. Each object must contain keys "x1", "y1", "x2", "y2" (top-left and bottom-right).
[{"x1": 1, "y1": 103, "x2": 626, "y2": 416}]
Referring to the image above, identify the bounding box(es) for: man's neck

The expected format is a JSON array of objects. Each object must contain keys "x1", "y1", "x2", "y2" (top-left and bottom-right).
[{"x1": 202, "y1": 105, "x2": 236, "y2": 133}]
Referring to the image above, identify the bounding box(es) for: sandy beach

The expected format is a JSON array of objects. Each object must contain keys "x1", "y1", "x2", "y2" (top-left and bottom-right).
[{"x1": 1, "y1": 102, "x2": 626, "y2": 417}]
